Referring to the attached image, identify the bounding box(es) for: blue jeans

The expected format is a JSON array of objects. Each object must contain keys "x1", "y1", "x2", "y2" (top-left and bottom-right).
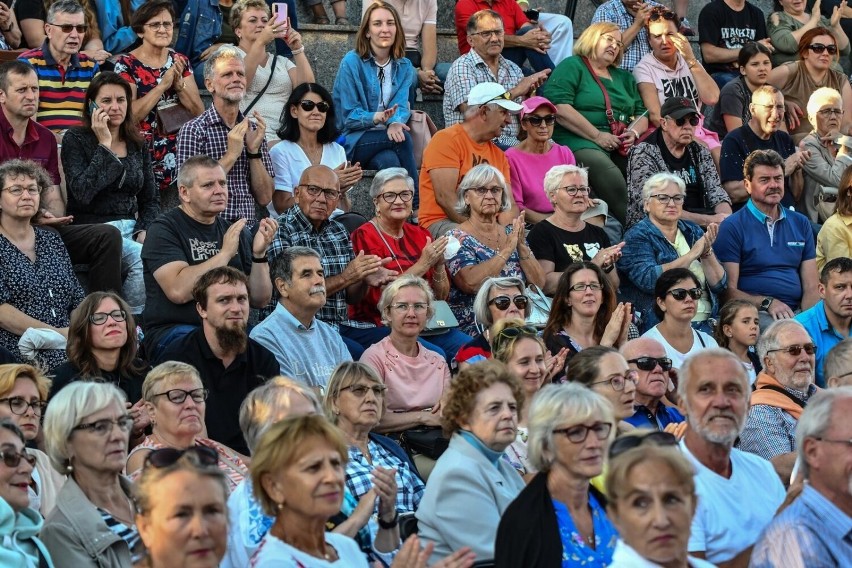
[
  {"x1": 711, "y1": 71, "x2": 739, "y2": 91},
  {"x1": 350, "y1": 129, "x2": 420, "y2": 209},
  {"x1": 502, "y1": 26, "x2": 555, "y2": 74},
  {"x1": 105, "y1": 219, "x2": 145, "y2": 315}
]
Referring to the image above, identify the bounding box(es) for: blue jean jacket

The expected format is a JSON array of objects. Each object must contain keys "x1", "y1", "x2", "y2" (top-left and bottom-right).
[
  {"x1": 175, "y1": 0, "x2": 222, "y2": 67},
  {"x1": 95, "y1": 0, "x2": 146, "y2": 53},
  {"x1": 617, "y1": 217, "x2": 728, "y2": 332},
  {"x1": 332, "y1": 51, "x2": 413, "y2": 155}
]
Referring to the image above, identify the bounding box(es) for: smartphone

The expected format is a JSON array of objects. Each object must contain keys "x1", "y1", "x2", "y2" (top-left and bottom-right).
[
  {"x1": 272, "y1": 2, "x2": 288, "y2": 26},
  {"x1": 88, "y1": 100, "x2": 98, "y2": 116}
]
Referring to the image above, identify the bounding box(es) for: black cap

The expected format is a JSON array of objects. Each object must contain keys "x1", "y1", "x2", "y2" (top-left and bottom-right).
[{"x1": 659, "y1": 97, "x2": 698, "y2": 120}]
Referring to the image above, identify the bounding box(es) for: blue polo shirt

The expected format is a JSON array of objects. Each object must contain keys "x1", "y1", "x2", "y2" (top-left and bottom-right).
[
  {"x1": 626, "y1": 404, "x2": 685, "y2": 430},
  {"x1": 795, "y1": 300, "x2": 849, "y2": 388},
  {"x1": 713, "y1": 200, "x2": 815, "y2": 309}
]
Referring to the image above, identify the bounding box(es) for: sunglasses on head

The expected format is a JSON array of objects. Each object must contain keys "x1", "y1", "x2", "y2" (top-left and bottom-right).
[
  {"x1": 608, "y1": 431, "x2": 677, "y2": 460},
  {"x1": 627, "y1": 356, "x2": 673, "y2": 372},
  {"x1": 667, "y1": 287, "x2": 702, "y2": 301},
  {"x1": 523, "y1": 114, "x2": 556, "y2": 126},
  {"x1": 144, "y1": 446, "x2": 219, "y2": 470},
  {"x1": 488, "y1": 294, "x2": 529, "y2": 311},
  {"x1": 0, "y1": 448, "x2": 36, "y2": 468},
  {"x1": 767, "y1": 343, "x2": 817, "y2": 357},
  {"x1": 649, "y1": 9, "x2": 677, "y2": 22},
  {"x1": 809, "y1": 43, "x2": 838, "y2": 55},
  {"x1": 492, "y1": 325, "x2": 539, "y2": 351},
  {"x1": 298, "y1": 100, "x2": 330, "y2": 113},
  {"x1": 668, "y1": 115, "x2": 699, "y2": 127}
]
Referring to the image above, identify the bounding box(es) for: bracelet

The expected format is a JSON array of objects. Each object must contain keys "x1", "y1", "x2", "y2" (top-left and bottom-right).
[
  {"x1": 290, "y1": 46, "x2": 305, "y2": 56},
  {"x1": 252, "y1": 256, "x2": 268, "y2": 263},
  {"x1": 687, "y1": 59, "x2": 699, "y2": 69},
  {"x1": 602, "y1": 262, "x2": 615, "y2": 273},
  {"x1": 629, "y1": 128, "x2": 640, "y2": 140},
  {"x1": 496, "y1": 250, "x2": 508, "y2": 262},
  {"x1": 378, "y1": 510, "x2": 399, "y2": 529},
  {"x1": 246, "y1": 151, "x2": 262, "y2": 159},
  {"x1": 432, "y1": 269, "x2": 447, "y2": 282}
]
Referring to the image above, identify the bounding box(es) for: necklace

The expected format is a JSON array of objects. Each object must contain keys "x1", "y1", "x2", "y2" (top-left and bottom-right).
[
  {"x1": 374, "y1": 218, "x2": 403, "y2": 239},
  {"x1": 297, "y1": 140, "x2": 323, "y2": 165},
  {"x1": 465, "y1": 221, "x2": 505, "y2": 250}
]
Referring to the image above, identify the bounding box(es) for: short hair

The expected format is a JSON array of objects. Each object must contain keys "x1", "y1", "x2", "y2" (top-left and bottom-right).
[
  {"x1": 642, "y1": 172, "x2": 685, "y2": 206},
  {"x1": 838, "y1": 164, "x2": 852, "y2": 216},
  {"x1": 230, "y1": 0, "x2": 268, "y2": 29},
  {"x1": 130, "y1": 0, "x2": 175, "y2": 34},
  {"x1": 0, "y1": 364, "x2": 51, "y2": 401},
  {"x1": 713, "y1": 299, "x2": 757, "y2": 349},
  {"x1": 277, "y1": 82, "x2": 339, "y2": 143},
  {"x1": 134, "y1": 453, "x2": 229, "y2": 516},
  {"x1": 47, "y1": 0, "x2": 84, "y2": 22},
  {"x1": 738, "y1": 41, "x2": 773, "y2": 69},
  {"x1": 566, "y1": 345, "x2": 619, "y2": 386},
  {"x1": 491, "y1": 318, "x2": 546, "y2": 364},
  {"x1": 43, "y1": 381, "x2": 127, "y2": 473},
  {"x1": 67, "y1": 292, "x2": 141, "y2": 380},
  {"x1": 192, "y1": 266, "x2": 249, "y2": 309},
  {"x1": 251, "y1": 415, "x2": 347, "y2": 516},
  {"x1": 795, "y1": 386, "x2": 852, "y2": 478},
  {"x1": 454, "y1": 164, "x2": 511, "y2": 217},
  {"x1": 543, "y1": 165, "x2": 589, "y2": 202},
  {"x1": 751, "y1": 85, "x2": 781, "y2": 104},
  {"x1": 677, "y1": 348, "x2": 750, "y2": 403},
  {"x1": 472, "y1": 276, "x2": 530, "y2": 328},
  {"x1": 369, "y1": 167, "x2": 415, "y2": 199},
  {"x1": 377, "y1": 275, "x2": 435, "y2": 325},
  {"x1": 270, "y1": 246, "x2": 321, "y2": 286},
  {"x1": 203, "y1": 45, "x2": 244, "y2": 82},
  {"x1": 820, "y1": 256, "x2": 852, "y2": 284},
  {"x1": 0, "y1": 159, "x2": 52, "y2": 197},
  {"x1": 442, "y1": 360, "x2": 525, "y2": 435},
  {"x1": 756, "y1": 319, "x2": 809, "y2": 362},
  {"x1": 0, "y1": 60, "x2": 36, "y2": 91},
  {"x1": 574, "y1": 22, "x2": 624, "y2": 68},
  {"x1": 527, "y1": 383, "x2": 615, "y2": 471},
  {"x1": 605, "y1": 444, "x2": 695, "y2": 502},
  {"x1": 806, "y1": 87, "x2": 842, "y2": 122},
  {"x1": 824, "y1": 337, "x2": 852, "y2": 382},
  {"x1": 323, "y1": 362, "x2": 383, "y2": 425},
  {"x1": 798, "y1": 27, "x2": 838, "y2": 61},
  {"x1": 356, "y1": 2, "x2": 406, "y2": 60},
  {"x1": 84, "y1": 72, "x2": 142, "y2": 148},
  {"x1": 141, "y1": 361, "x2": 202, "y2": 403},
  {"x1": 239, "y1": 376, "x2": 322, "y2": 454},
  {"x1": 653, "y1": 267, "x2": 700, "y2": 321},
  {"x1": 177, "y1": 155, "x2": 223, "y2": 188},
  {"x1": 0, "y1": 417, "x2": 25, "y2": 445},
  {"x1": 543, "y1": 262, "x2": 615, "y2": 346},
  {"x1": 466, "y1": 9, "x2": 502, "y2": 34},
  {"x1": 743, "y1": 149, "x2": 784, "y2": 182}
]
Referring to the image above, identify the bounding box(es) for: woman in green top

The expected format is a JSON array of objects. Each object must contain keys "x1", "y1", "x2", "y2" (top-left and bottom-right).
[
  {"x1": 543, "y1": 22, "x2": 648, "y2": 226},
  {"x1": 767, "y1": 0, "x2": 850, "y2": 68}
]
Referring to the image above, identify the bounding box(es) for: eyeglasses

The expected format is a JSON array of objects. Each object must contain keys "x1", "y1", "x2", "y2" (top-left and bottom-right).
[
  {"x1": 569, "y1": 282, "x2": 603, "y2": 292},
  {"x1": 145, "y1": 446, "x2": 219, "y2": 469},
  {"x1": 649, "y1": 9, "x2": 677, "y2": 22},
  {"x1": 89, "y1": 309, "x2": 127, "y2": 325},
  {"x1": 602, "y1": 34, "x2": 624, "y2": 49},
  {"x1": 608, "y1": 431, "x2": 677, "y2": 460},
  {"x1": 390, "y1": 302, "x2": 428, "y2": 313},
  {"x1": 144, "y1": 21, "x2": 174, "y2": 30},
  {"x1": 0, "y1": 397, "x2": 47, "y2": 416},
  {"x1": 1, "y1": 185, "x2": 40, "y2": 196},
  {"x1": 73, "y1": 415, "x2": 134, "y2": 436},
  {"x1": 650, "y1": 194, "x2": 685, "y2": 205},
  {"x1": 341, "y1": 383, "x2": 388, "y2": 398},
  {"x1": 627, "y1": 356, "x2": 673, "y2": 372},
  {"x1": 378, "y1": 190, "x2": 414, "y2": 203},
  {"x1": 299, "y1": 184, "x2": 341, "y2": 200},
  {"x1": 299, "y1": 100, "x2": 330, "y2": 113},
  {"x1": 767, "y1": 343, "x2": 817, "y2": 357},
  {"x1": 523, "y1": 114, "x2": 556, "y2": 126},
  {"x1": 471, "y1": 29, "x2": 505, "y2": 39},
  {"x1": 557, "y1": 185, "x2": 591, "y2": 196},
  {"x1": 666, "y1": 287, "x2": 703, "y2": 301},
  {"x1": 812, "y1": 436, "x2": 852, "y2": 447},
  {"x1": 488, "y1": 294, "x2": 529, "y2": 311},
  {"x1": 808, "y1": 43, "x2": 838, "y2": 55},
  {"x1": 48, "y1": 23, "x2": 89, "y2": 34},
  {"x1": 553, "y1": 421, "x2": 613, "y2": 443},
  {"x1": 150, "y1": 388, "x2": 209, "y2": 404},
  {"x1": 467, "y1": 186, "x2": 503, "y2": 197},
  {"x1": 818, "y1": 108, "x2": 844, "y2": 117},
  {"x1": 667, "y1": 115, "x2": 700, "y2": 127},
  {"x1": 0, "y1": 449, "x2": 36, "y2": 469},
  {"x1": 590, "y1": 371, "x2": 639, "y2": 391},
  {"x1": 753, "y1": 103, "x2": 786, "y2": 115}
]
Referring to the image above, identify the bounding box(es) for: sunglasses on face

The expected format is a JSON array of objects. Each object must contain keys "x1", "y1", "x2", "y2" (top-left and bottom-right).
[
  {"x1": 523, "y1": 114, "x2": 556, "y2": 126},
  {"x1": 144, "y1": 446, "x2": 219, "y2": 469},
  {"x1": 666, "y1": 287, "x2": 702, "y2": 301},
  {"x1": 809, "y1": 43, "x2": 838, "y2": 55},
  {"x1": 48, "y1": 23, "x2": 89, "y2": 34},
  {"x1": 89, "y1": 309, "x2": 127, "y2": 325},
  {"x1": 608, "y1": 431, "x2": 677, "y2": 460},
  {"x1": 298, "y1": 100, "x2": 330, "y2": 113},
  {"x1": 0, "y1": 448, "x2": 36, "y2": 468},
  {"x1": 488, "y1": 294, "x2": 529, "y2": 311},
  {"x1": 627, "y1": 356, "x2": 673, "y2": 372},
  {"x1": 553, "y1": 421, "x2": 613, "y2": 443},
  {"x1": 668, "y1": 114, "x2": 700, "y2": 127},
  {"x1": 767, "y1": 343, "x2": 817, "y2": 357}
]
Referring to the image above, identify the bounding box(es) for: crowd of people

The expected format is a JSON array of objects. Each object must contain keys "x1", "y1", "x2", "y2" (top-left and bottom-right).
[{"x1": 1, "y1": 0, "x2": 852, "y2": 566}]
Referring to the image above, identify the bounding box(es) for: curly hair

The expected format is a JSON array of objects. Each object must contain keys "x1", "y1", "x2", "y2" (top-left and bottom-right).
[{"x1": 441, "y1": 360, "x2": 524, "y2": 435}]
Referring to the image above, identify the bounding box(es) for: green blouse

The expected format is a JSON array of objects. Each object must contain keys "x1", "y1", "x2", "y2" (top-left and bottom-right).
[{"x1": 767, "y1": 11, "x2": 850, "y2": 68}]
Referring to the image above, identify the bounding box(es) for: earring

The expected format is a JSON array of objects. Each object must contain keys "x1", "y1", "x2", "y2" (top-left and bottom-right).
[{"x1": 277, "y1": 502, "x2": 284, "y2": 511}]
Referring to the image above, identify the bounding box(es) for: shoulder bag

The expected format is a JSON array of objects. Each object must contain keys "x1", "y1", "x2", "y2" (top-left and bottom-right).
[{"x1": 580, "y1": 56, "x2": 630, "y2": 157}]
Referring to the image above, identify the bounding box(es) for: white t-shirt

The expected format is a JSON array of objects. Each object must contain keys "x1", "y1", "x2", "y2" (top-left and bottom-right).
[
  {"x1": 250, "y1": 532, "x2": 369, "y2": 567},
  {"x1": 641, "y1": 326, "x2": 719, "y2": 369},
  {"x1": 267, "y1": 141, "x2": 347, "y2": 216},
  {"x1": 681, "y1": 441, "x2": 786, "y2": 563}
]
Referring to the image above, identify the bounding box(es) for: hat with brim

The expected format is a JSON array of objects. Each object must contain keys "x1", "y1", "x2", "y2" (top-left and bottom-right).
[
  {"x1": 521, "y1": 96, "x2": 558, "y2": 120},
  {"x1": 468, "y1": 82, "x2": 524, "y2": 113},
  {"x1": 659, "y1": 96, "x2": 699, "y2": 120}
]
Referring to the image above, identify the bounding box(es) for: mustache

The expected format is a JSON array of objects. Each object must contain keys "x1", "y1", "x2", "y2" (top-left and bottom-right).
[{"x1": 309, "y1": 285, "x2": 327, "y2": 295}]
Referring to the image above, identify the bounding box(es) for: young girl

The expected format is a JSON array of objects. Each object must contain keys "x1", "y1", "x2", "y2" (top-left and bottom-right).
[{"x1": 714, "y1": 299, "x2": 762, "y2": 385}]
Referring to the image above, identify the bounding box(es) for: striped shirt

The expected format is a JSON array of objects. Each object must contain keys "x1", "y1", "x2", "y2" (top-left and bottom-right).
[{"x1": 18, "y1": 41, "x2": 99, "y2": 133}]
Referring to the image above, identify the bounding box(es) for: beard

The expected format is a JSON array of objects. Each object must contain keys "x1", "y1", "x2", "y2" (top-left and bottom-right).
[
  {"x1": 215, "y1": 322, "x2": 247, "y2": 354},
  {"x1": 686, "y1": 407, "x2": 744, "y2": 448}
]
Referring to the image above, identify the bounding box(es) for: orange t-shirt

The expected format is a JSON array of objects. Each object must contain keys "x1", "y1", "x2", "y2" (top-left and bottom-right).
[{"x1": 418, "y1": 123, "x2": 512, "y2": 229}]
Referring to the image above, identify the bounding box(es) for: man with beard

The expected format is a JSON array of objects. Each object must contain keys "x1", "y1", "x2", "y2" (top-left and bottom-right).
[
  {"x1": 176, "y1": 46, "x2": 273, "y2": 226},
  {"x1": 250, "y1": 247, "x2": 351, "y2": 389},
  {"x1": 678, "y1": 348, "x2": 786, "y2": 567},
  {"x1": 796, "y1": 257, "x2": 852, "y2": 387},
  {"x1": 740, "y1": 320, "x2": 820, "y2": 481},
  {"x1": 158, "y1": 266, "x2": 278, "y2": 455},
  {"x1": 751, "y1": 387, "x2": 852, "y2": 566},
  {"x1": 621, "y1": 337, "x2": 685, "y2": 430}
]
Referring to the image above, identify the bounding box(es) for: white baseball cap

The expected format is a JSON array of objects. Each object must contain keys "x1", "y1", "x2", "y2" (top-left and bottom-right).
[{"x1": 467, "y1": 82, "x2": 524, "y2": 113}]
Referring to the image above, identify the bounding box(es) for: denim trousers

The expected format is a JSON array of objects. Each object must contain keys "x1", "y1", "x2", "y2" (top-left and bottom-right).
[
  {"x1": 350, "y1": 129, "x2": 420, "y2": 208},
  {"x1": 105, "y1": 219, "x2": 145, "y2": 314}
]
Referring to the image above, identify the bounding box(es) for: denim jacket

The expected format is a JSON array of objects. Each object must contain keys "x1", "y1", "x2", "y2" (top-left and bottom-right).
[
  {"x1": 94, "y1": 0, "x2": 146, "y2": 53},
  {"x1": 617, "y1": 217, "x2": 728, "y2": 332},
  {"x1": 175, "y1": 0, "x2": 222, "y2": 67},
  {"x1": 332, "y1": 50, "x2": 413, "y2": 155}
]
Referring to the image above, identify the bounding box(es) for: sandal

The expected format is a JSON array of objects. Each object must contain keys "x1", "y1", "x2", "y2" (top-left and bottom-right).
[
  {"x1": 314, "y1": 16, "x2": 330, "y2": 24},
  {"x1": 336, "y1": 17, "x2": 352, "y2": 26}
]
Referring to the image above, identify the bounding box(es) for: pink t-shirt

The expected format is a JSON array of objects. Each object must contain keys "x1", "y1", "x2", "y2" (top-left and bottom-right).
[
  {"x1": 360, "y1": 336, "x2": 450, "y2": 412},
  {"x1": 505, "y1": 143, "x2": 576, "y2": 213}
]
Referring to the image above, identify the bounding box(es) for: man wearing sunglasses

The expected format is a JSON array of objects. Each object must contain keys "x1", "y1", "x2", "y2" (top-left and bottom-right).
[{"x1": 621, "y1": 337, "x2": 685, "y2": 431}]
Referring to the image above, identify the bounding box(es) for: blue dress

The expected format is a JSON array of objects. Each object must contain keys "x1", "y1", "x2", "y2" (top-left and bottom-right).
[{"x1": 552, "y1": 492, "x2": 619, "y2": 567}]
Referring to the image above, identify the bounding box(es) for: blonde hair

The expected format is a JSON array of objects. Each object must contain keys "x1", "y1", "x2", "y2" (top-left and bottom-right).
[
  {"x1": 574, "y1": 22, "x2": 624, "y2": 68},
  {"x1": 141, "y1": 362, "x2": 202, "y2": 402},
  {"x1": 605, "y1": 444, "x2": 695, "y2": 502},
  {"x1": 0, "y1": 364, "x2": 51, "y2": 401}
]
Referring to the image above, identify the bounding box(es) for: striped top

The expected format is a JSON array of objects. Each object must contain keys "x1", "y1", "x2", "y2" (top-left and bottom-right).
[
  {"x1": 18, "y1": 41, "x2": 99, "y2": 133},
  {"x1": 97, "y1": 508, "x2": 143, "y2": 563}
]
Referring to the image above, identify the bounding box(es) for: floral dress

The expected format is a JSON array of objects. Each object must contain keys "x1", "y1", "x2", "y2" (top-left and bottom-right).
[
  {"x1": 553, "y1": 492, "x2": 619, "y2": 567},
  {"x1": 114, "y1": 50, "x2": 194, "y2": 192}
]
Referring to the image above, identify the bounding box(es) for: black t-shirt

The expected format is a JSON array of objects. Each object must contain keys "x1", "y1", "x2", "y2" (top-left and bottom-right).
[
  {"x1": 720, "y1": 124, "x2": 796, "y2": 209},
  {"x1": 49, "y1": 360, "x2": 148, "y2": 404},
  {"x1": 707, "y1": 76, "x2": 753, "y2": 139},
  {"x1": 140, "y1": 208, "x2": 253, "y2": 354},
  {"x1": 527, "y1": 220, "x2": 611, "y2": 273},
  {"x1": 658, "y1": 140, "x2": 712, "y2": 215},
  {"x1": 698, "y1": 0, "x2": 768, "y2": 75},
  {"x1": 9, "y1": 0, "x2": 45, "y2": 22}
]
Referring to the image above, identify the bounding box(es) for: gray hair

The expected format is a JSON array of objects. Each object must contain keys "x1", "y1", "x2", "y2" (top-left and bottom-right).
[
  {"x1": 43, "y1": 381, "x2": 127, "y2": 473},
  {"x1": 203, "y1": 45, "x2": 244, "y2": 82},
  {"x1": 238, "y1": 376, "x2": 323, "y2": 454},
  {"x1": 369, "y1": 167, "x2": 414, "y2": 199},
  {"x1": 677, "y1": 348, "x2": 750, "y2": 405},
  {"x1": 473, "y1": 276, "x2": 529, "y2": 327},
  {"x1": 454, "y1": 164, "x2": 511, "y2": 217},
  {"x1": 47, "y1": 0, "x2": 84, "y2": 22},
  {"x1": 795, "y1": 386, "x2": 852, "y2": 478},
  {"x1": 377, "y1": 274, "x2": 435, "y2": 325},
  {"x1": 271, "y1": 246, "x2": 322, "y2": 285},
  {"x1": 463, "y1": 102, "x2": 500, "y2": 120},
  {"x1": 543, "y1": 165, "x2": 589, "y2": 201},
  {"x1": 642, "y1": 172, "x2": 685, "y2": 206},
  {"x1": 756, "y1": 320, "x2": 809, "y2": 362},
  {"x1": 0, "y1": 159, "x2": 52, "y2": 195},
  {"x1": 807, "y1": 87, "x2": 842, "y2": 123},
  {"x1": 824, "y1": 338, "x2": 852, "y2": 383},
  {"x1": 176, "y1": 155, "x2": 222, "y2": 189},
  {"x1": 527, "y1": 383, "x2": 616, "y2": 472}
]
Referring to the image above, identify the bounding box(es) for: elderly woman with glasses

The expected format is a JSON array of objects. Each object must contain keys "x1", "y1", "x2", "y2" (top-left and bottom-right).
[
  {"x1": 0, "y1": 364, "x2": 65, "y2": 517},
  {"x1": 618, "y1": 172, "x2": 726, "y2": 334},
  {"x1": 447, "y1": 164, "x2": 545, "y2": 336},
  {"x1": 41, "y1": 381, "x2": 143, "y2": 567},
  {"x1": 495, "y1": 382, "x2": 619, "y2": 568},
  {"x1": 567, "y1": 345, "x2": 638, "y2": 434},
  {"x1": 125, "y1": 362, "x2": 247, "y2": 491}
]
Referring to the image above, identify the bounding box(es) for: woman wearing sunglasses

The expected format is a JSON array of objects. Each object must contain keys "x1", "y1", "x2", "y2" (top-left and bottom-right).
[
  {"x1": 768, "y1": 27, "x2": 852, "y2": 142},
  {"x1": 618, "y1": 173, "x2": 727, "y2": 334},
  {"x1": 269, "y1": 82, "x2": 362, "y2": 214},
  {"x1": 0, "y1": 365, "x2": 65, "y2": 517},
  {"x1": 41, "y1": 381, "x2": 143, "y2": 567},
  {"x1": 505, "y1": 97, "x2": 577, "y2": 225},
  {"x1": 0, "y1": 419, "x2": 55, "y2": 567},
  {"x1": 768, "y1": 0, "x2": 850, "y2": 68},
  {"x1": 642, "y1": 268, "x2": 719, "y2": 370},
  {"x1": 125, "y1": 362, "x2": 247, "y2": 491},
  {"x1": 134, "y1": 446, "x2": 229, "y2": 568},
  {"x1": 495, "y1": 383, "x2": 619, "y2": 568}
]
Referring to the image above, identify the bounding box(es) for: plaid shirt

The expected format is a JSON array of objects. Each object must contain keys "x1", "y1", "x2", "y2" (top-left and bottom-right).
[
  {"x1": 176, "y1": 105, "x2": 273, "y2": 225},
  {"x1": 346, "y1": 440, "x2": 425, "y2": 514},
  {"x1": 268, "y1": 207, "x2": 354, "y2": 327},
  {"x1": 738, "y1": 383, "x2": 818, "y2": 460},
  {"x1": 443, "y1": 50, "x2": 523, "y2": 147},
  {"x1": 591, "y1": 0, "x2": 663, "y2": 72}
]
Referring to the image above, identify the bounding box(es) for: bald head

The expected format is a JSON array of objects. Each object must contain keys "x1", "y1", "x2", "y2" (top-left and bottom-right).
[
  {"x1": 622, "y1": 338, "x2": 669, "y2": 402},
  {"x1": 295, "y1": 165, "x2": 341, "y2": 228}
]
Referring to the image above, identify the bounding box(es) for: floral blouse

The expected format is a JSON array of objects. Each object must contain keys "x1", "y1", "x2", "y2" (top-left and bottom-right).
[{"x1": 553, "y1": 492, "x2": 619, "y2": 567}]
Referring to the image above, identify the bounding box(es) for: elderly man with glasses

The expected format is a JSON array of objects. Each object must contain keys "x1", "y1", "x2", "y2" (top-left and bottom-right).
[{"x1": 620, "y1": 337, "x2": 686, "y2": 432}]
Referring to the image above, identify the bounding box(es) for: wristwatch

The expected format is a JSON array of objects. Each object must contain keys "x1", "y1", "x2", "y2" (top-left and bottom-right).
[{"x1": 759, "y1": 297, "x2": 774, "y2": 312}]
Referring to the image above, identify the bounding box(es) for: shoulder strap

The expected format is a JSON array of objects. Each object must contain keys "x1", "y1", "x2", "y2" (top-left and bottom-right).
[
  {"x1": 370, "y1": 220, "x2": 405, "y2": 273},
  {"x1": 580, "y1": 56, "x2": 615, "y2": 124},
  {"x1": 243, "y1": 52, "x2": 278, "y2": 116},
  {"x1": 756, "y1": 384, "x2": 806, "y2": 408}
]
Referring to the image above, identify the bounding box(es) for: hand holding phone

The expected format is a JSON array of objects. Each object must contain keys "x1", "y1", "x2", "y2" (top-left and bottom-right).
[{"x1": 272, "y1": 2, "x2": 288, "y2": 27}]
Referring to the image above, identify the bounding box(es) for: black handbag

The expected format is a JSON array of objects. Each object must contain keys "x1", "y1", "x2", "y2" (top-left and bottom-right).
[{"x1": 400, "y1": 427, "x2": 449, "y2": 460}]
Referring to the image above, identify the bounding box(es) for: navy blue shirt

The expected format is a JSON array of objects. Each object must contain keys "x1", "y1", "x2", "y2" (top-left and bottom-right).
[{"x1": 719, "y1": 124, "x2": 796, "y2": 208}]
